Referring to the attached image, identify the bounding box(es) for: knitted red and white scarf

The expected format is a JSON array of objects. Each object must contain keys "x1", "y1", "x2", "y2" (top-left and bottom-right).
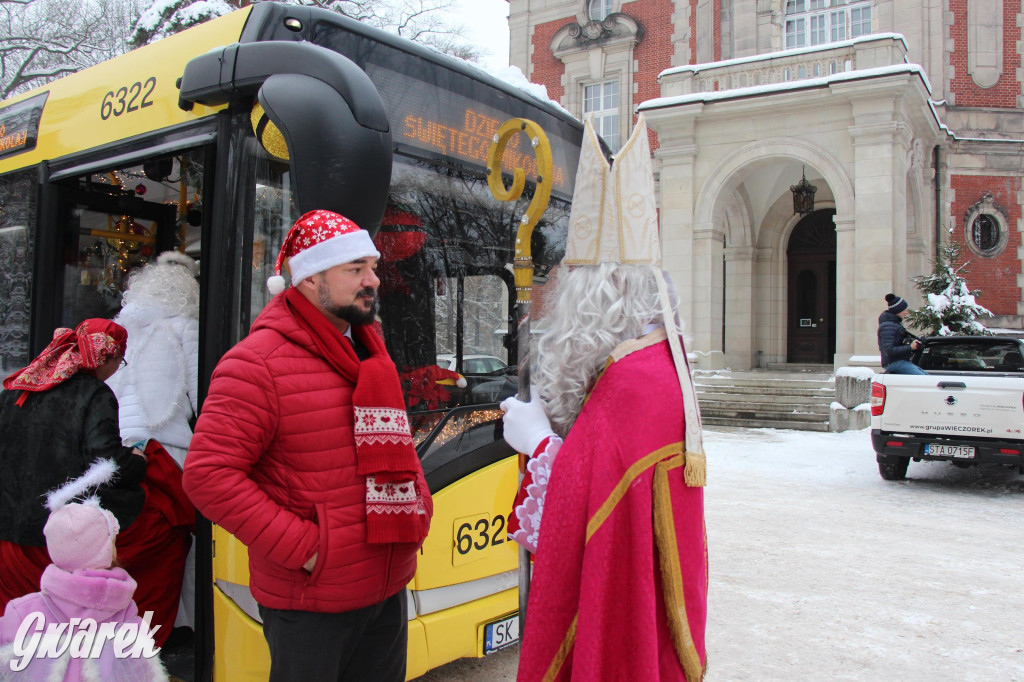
[{"x1": 284, "y1": 288, "x2": 430, "y2": 544}]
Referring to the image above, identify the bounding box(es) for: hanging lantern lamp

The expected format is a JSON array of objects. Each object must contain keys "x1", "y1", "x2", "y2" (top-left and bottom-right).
[{"x1": 790, "y1": 165, "x2": 817, "y2": 215}]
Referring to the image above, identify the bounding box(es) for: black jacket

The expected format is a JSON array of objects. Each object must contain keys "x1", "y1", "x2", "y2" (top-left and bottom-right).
[
  {"x1": 877, "y1": 311, "x2": 915, "y2": 367},
  {"x1": 0, "y1": 373, "x2": 146, "y2": 546}
]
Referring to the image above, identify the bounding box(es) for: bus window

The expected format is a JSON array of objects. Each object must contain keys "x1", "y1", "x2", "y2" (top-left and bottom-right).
[
  {"x1": 434, "y1": 274, "x2": 515, "y2": 403},
  {"x1": 59, "y1": 151, "x2": 205, "y2": 328},
  {"x1": 435, "y1": 275, "x2": 508, "y2": 361},
  {"x1": 238, "y1": 140, "x2": 573, "y2": 418},
  {"x1": 249, "y1": 150, "x2": 297, "y2": 325},
  {"x1": 0, "y1": 169, "x2": 37, "y2": 374}
]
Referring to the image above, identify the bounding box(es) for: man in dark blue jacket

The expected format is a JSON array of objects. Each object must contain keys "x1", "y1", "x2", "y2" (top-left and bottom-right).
[{"x1": 877, "y1": 293, "x2": 927, "y2": 374}]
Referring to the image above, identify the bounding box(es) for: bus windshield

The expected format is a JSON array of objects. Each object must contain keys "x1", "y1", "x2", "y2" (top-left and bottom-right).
[{"x1": 246, "y1": 125, "x2": 571, "y2": 439}]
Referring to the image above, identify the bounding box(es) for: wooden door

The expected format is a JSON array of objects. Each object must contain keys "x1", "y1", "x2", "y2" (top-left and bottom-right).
[{"x1": 786, "y1": 210, "x2": 836, "y2": 364}]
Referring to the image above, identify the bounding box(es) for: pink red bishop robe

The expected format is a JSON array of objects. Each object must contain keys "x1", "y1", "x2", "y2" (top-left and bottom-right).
[{"x1": 515, "y1": 328, "x2": 708, "y2": 682}]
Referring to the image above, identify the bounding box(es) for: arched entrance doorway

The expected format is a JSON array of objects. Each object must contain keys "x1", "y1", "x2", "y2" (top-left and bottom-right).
[{"x1": 787, "y1": 209, "x2": 836, "y2": 363}]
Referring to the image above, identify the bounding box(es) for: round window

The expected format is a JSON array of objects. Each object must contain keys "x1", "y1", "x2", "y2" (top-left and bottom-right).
[
  {"x1": 964, "y1": 210, "x2": 1007, "y2": 257},
  {"x1": 972, "y1": 214, "x2": 999, "y2": 251}
]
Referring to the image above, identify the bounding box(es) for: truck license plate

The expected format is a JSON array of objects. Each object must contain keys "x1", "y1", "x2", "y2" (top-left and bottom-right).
[
  {"x1": 925, "y1": 443, "x2": 975, "y2": 458},
  {"x1": 484, "y1": 613, "x2": 519, "y2": 654}
]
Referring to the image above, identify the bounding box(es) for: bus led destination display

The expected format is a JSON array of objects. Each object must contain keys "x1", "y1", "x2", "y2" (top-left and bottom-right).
[
  {"x1": 400, "y1": 109, "x2": 567, "y2": 193},
  {"x1": 0, "y1": 93, "x2": 47, "y2": 160},
  {"x1": 363, "y1": 62, "x2": 577, "y2": 198}
]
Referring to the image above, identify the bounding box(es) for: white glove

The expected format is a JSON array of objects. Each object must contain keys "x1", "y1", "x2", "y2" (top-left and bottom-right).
[{"x1": 500, "y1": 391, "x2": 555, "y2": 456}]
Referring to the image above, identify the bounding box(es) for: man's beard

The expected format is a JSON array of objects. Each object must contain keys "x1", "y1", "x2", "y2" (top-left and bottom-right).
[{"x1": 318, "y1": 282, "x2": 378, "y2": 325}]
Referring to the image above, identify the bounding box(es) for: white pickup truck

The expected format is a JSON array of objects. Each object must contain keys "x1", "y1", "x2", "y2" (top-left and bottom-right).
[{"x1": 870, "y1": 335, "x2": 1024, "y2": 480}]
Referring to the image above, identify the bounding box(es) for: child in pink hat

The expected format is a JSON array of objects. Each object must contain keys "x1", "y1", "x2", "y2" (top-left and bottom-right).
[{"x1": 0, "y1": 460, "x2": 168, "y2": 681}]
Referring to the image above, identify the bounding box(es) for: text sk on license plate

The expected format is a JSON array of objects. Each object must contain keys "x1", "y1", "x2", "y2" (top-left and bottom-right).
[
  {"x1": 484, "y1": 613, "x2": 519, "y2": 654},
  {"x1": 925, "y1": 443, "x2": 975, "y2": 458}
]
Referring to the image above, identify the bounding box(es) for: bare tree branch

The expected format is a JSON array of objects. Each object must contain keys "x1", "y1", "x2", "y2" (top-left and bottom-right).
[
  {"x1": 132, "y1": 0, "x2": 480, "y2": 62},
  {"x1": 0, "y1": 0, "x2": 147, "y2": 99},
  {"x1": 0, "y1": 0, "x2": 483, "y2": 101}
]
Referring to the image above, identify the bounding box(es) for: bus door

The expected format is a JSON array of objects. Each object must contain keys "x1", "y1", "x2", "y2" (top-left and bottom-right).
[{"x1": 45, "y1": 149, "x2": 207, "y2": 331}]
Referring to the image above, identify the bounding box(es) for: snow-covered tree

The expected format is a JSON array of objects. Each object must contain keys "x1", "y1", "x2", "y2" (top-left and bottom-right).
[
  {"x1": 132, "y1": 0, "x2": 480, "y2": 62},
  {"x1": 131, "y1": 0, "x2": 241, "y2": 47},
  {"x1": 906, "y1": 240, "x2": 993, "y2": 336},
  {"x1": 0, "y1": 0, "x2": 146, "y2": 99}
]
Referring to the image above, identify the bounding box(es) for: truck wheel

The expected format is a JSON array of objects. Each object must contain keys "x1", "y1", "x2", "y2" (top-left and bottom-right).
[{"x1": 877, "y1": 454, "x2": 909, "y2": 481}]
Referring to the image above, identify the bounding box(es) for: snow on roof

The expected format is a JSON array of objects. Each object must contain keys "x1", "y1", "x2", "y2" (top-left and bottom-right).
[
  {"x1": 648, "y1": 37, "x2": 1024, "y2": 145},
  {"x1": 483, "y1": 65, "x2": 573, "y2": 117},
  {"x1": 658, "y1": 33, "x2": 909, "y2": 79},
  {"x1": 639, "y1": 63, "x2": 931, "y2": 111},
  {"x1": 929, "y1": 99, "x2": 1024, "y2": 143}
]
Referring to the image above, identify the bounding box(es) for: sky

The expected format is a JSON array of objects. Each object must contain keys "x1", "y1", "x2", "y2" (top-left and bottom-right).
[{"x1": 448, "y1": 0, "x2": 511, "y2": 72}]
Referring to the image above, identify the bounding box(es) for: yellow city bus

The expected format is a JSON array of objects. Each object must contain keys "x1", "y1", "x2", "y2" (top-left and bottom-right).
[{"x1": 0, "y1": 3, "x2": 581, "y2": 679}]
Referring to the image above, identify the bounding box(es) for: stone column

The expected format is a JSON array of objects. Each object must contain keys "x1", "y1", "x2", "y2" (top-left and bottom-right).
[
  {"x1": 725, "y1": 245, "x2": 756, "y2": 368},
  {"x1": 840, "y1": 82, "x2": 911, "y2": 361},
  {"x1": 691, "y1": 225, "x2": 726, "y2": 364},
  {"x1": 753, "y1": 246, "x2": 779, "y2": 366},
  {"x1": 833, "y1": 214, "x2": 857, "y2": 366},
  {"x1": 649, "y1": 108, "x2": 701, "y2": 353}
]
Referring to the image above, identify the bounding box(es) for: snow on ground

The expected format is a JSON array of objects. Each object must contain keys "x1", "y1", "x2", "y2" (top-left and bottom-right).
[
  {"x1": 422, "y1": 426, "x2": 1024, "y2": 680},
  {"x1": 705, "y1": 426, "x2": 1024, "y2": 681}
]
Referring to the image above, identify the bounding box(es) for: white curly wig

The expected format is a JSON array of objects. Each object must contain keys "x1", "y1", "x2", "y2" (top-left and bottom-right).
[
  {"x1": 534, "y1": 263, "x2": 682, "y2": 437},
  {"x1": 121, "y1": 251, "x2": 200, "y2": 319}
]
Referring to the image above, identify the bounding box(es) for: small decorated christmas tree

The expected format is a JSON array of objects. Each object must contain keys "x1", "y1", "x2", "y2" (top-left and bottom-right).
[{"x1": 907, "y1": 241, "x2": 993, "y2": 336}]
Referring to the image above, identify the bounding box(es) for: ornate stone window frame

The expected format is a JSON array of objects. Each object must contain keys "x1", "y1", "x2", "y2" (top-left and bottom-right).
[
  {"x1": 962, "y1": 193, "x2": 1009, "y2": 258},
  {"x1": 967, "y1": 0, "x2": 1003, "y2": 89},
  {"x1": 550, "y1": 8, "x2": 643, "y2": 149}
]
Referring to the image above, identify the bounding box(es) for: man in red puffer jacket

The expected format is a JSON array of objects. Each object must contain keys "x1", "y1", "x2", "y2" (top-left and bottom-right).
[{"x1": 183, "y1": 210, "x2": 432, "y2": 682}]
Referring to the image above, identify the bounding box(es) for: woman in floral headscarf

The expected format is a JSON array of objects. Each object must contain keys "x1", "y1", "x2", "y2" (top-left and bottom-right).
[{"x1": 0, "y1": 318, "x2": 148, "y2": 611}]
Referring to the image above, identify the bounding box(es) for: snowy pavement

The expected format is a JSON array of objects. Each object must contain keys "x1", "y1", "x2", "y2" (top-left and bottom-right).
[
  {"x1": 705, "y1": 426, "x2": 1024, "y2": 681},
  {"x1": 420, "y1": 425, "x2": 1024, "y2": 681}
]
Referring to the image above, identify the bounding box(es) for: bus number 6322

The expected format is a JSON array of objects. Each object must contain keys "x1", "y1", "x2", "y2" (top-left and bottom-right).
[
  {"x1": 100, "y1": 78, "x2": 157, "y2": 120},
  {"x1": 453, "y1": 513, "x2": 510, "y2": 561}
]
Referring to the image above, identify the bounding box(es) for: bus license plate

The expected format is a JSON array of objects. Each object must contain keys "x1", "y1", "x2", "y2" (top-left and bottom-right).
[
  {"x1": 484, "y1": 614, "x2": 519, "y2": 655},
  {"x1": 926, "y1": 443, "x2": 975, "y2": 458}
]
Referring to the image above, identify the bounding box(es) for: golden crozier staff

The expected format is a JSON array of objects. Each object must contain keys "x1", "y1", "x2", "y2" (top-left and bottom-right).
[{"x1": 486, "y1": 119, "x2": 553, "y2": 625}]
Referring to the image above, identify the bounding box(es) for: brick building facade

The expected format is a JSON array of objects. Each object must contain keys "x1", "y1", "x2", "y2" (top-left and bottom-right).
[{"x1": 509, "y1": 0, "x2": 1024, "y2": 369}]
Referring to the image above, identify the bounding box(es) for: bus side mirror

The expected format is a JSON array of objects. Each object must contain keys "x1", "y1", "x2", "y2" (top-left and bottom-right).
[
  {"x1": 257, "y1": 73, "x2": 392, "y2": 236},
  {"x1": 177, "y1": 41, "x2": 393, "y2": 236}
]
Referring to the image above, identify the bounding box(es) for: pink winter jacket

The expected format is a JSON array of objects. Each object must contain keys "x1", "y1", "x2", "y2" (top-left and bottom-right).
[
  {"x1": 0, "y1": 565, "x2": 167, "y2": 681},
  {"x1": 183, "y1": 295, "x2": 430, "y2": 612}
]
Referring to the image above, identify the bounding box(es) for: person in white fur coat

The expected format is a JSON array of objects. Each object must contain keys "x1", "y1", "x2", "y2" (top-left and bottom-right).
[
  {"x1": 107, "y1": 250, "x2": 199, "y2": 632},
  {"x1": 107, "y1": 251, "x2": 199, "y2": 467}
]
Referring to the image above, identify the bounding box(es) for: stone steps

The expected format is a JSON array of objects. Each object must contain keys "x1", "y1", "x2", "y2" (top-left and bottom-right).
[
  {"x1": 765, "y1": 362, "x2": 834, "y2": 373},
  {"x1": 695, "y1": 391, "x2": 833, "y2": 404},
  {"x1": 700, "y1": 415, "x2": 833, "y2": 432},
  {"x1": 695, "y1": 368, "x2": 835, "y2": 432}
]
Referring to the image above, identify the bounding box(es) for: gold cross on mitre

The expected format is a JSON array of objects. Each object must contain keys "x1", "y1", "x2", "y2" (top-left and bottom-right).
[{"x1": 563, "y1": 113, "x2": 661, "y2": 266}]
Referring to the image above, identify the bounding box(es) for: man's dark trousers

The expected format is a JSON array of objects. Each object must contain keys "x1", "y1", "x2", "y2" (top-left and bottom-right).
[{"x1": 259, "y1": 589, "x2": 407, "y2": 682}]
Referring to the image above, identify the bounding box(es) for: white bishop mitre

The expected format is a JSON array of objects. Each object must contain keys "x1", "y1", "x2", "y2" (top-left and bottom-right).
[{"x1": 563, "y1": 113, "x2": 661, "y2": 266}]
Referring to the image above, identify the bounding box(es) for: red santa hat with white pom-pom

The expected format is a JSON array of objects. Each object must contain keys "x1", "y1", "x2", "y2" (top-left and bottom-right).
[{"x1": 267, "y1": 209, "x2": 381, "y2": 294}]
